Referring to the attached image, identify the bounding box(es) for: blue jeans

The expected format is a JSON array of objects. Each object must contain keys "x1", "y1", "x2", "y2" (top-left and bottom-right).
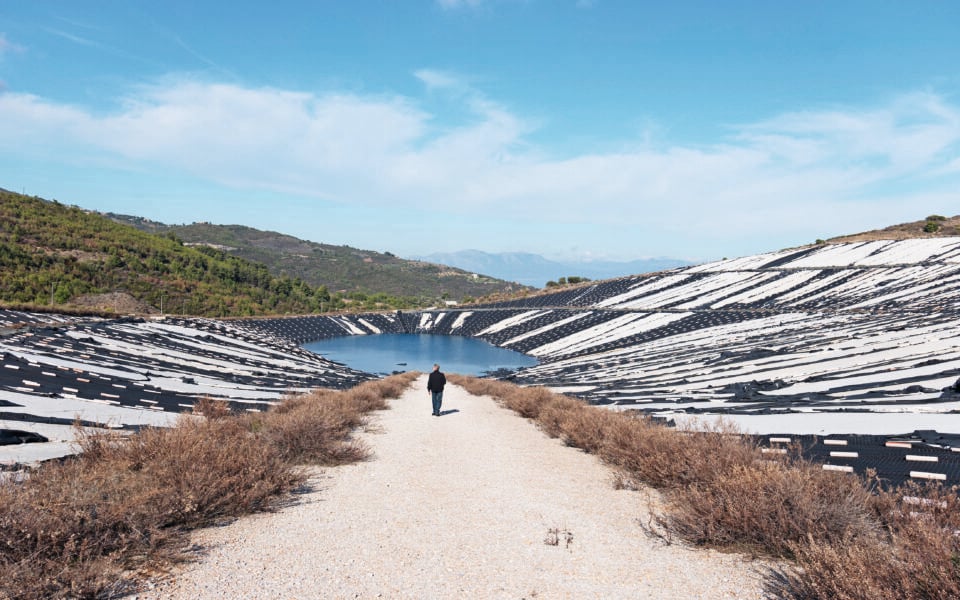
[{"x1": 431, "y1": 391, "x2": 443, "y2": 415}]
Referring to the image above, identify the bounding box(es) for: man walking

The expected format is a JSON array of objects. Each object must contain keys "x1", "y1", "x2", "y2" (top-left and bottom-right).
[{"x1": 427, "y1": 363, "x2": 446, "y2": 416}]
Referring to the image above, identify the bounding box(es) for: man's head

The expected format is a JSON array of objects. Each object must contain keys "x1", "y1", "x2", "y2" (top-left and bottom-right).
[{"x1": 433, "y1": 364, "x2": 440, "y2": 371}]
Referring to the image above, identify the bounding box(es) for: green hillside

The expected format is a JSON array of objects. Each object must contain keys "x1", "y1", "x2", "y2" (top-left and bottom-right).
[
  {"x1": 107, "y1": 216, "x2": 529, "y2": 300},
  {"x1": 0, "y1": 190, "x2": 515, "y2": 316}
]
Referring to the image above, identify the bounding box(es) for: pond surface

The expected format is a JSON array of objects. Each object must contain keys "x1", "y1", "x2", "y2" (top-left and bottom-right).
[{"x1": 303, "y1": 334, "x2": 537, "y2": 376}]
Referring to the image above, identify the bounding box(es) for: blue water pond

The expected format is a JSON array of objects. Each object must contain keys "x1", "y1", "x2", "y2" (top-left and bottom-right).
[{"x1": 304, "y1": 333, "x2": 537, "y2": 376}]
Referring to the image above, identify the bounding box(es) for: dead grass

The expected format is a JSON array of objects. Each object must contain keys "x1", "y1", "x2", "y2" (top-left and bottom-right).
[
  {"x1": 449, "y1": 375, "x2": 960, "y2": 599},
  {"x1": 0, "y1": 371, "x2": 418, "y2": 600},
  {"x1": 248, "y1": 378, "x2": 403, "y2": 465},
  {"x1": 192, "y1": 396, "x2": 232, "y2": 419},
  {"x1": 0, "y1": 417, "x2": 296, "y2": 599},
  {"x1": 658, "y1": 458, "x2": 878, "y2": 557},
  {"x1": 449, "y1": 375, "x2": 518, "y2": 402},
  {"x1": 768, "y1": 482, "x2": 960, "y2": 600}
]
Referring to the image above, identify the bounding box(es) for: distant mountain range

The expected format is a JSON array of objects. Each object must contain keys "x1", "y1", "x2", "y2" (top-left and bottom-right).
[{"x1": 413, "y1": 250, "x2": 693, "y2": 287}]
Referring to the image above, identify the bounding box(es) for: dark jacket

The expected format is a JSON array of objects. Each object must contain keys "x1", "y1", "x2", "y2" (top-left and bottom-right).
[{"x1": 427, "y1": 370, "x2": 446, "y2": 392}]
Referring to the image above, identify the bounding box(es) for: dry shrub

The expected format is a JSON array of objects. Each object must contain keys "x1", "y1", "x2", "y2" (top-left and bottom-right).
[
  {"x1": 252, "y1": 393, "x2": 369, "y2": 465},
  {"x1": 341, "y1": 384, "x2": 389, "y2": 414},
  {"x1": 660, "y1": 458, "x2": 877, "y2": 557},
  {"x1": 593, "y1": 414, "x2": 685, "y2": 488},
  {"x1": 449, "y1": 377, "x2": 896, "y2": 562},
  {"x1": 249, "y1": 372, "x2": 417, "y2": 465},
  {"x1": 114, "y1": 417, "x2": 304, "y2": 527},
  {"x1": 538, "y1": 399, "x2": 614, "y2": 453},
  {"x1": 0, "y1": 418, "x2": 301, "y2": 599},
  {"x1": 769, "y1": 483, "x2": 960, "y2": 599},
  {"x1": 447, "y1": 375, "x2": 960, "y2": 597},
  {"x1": 359, "y1": 371, "x2": 419, "y2": 400},
  {"x1": 499, "y1": 386, "x2": 557, "y2": 419},
  {"x1": 269, "y1": 388, "x2": 339, "y2": 415},
  {"x1": 431, "y1": 374, "x2": 960, "y2": 599},
  {"x1": 661, "y1": 419, "x2": 762, "y2": 485},
  {"x1": 871, "y1": 481, "x2": 960, "y2": 532},
  {"x1": 774, "y1": 528, "x2": 960, "y2": 600},
  {"x1": 0, "y1": 372, "x2": 419, "y2": 599},
  {"x1": 768, "y1": 534, "x2": 895, "y2": 600},
  {"x1": 582, "y1": 414, "x2": 759, "y2": 492},
  {"x1": 447, "y1": 374, "x2": 516, "y2": 400},
  {"x1": 448, "y1": 374, "x2": 559, "y2": 418},
  {"x1": 192, "y1": 395, "x2": 232, "y2": 419},
  {"x1": 0, "y1": 455, "x2": 169, "y2": 599}
]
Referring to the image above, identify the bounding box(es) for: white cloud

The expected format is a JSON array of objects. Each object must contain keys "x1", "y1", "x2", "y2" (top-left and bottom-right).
[
  {"x1": 1, "y1": 78, "x2": 958, "y2": 250},
  {"x1": 414, "y1": 69, "x2": 464, "y2": 92},
  {"x1": 739, "y1": 92, "x2": 960, "y2": 175}
]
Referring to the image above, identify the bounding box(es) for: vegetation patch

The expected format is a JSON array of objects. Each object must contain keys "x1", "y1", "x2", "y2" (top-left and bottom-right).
[
  {"x1": 450, "y1": 375, "x2": 960, "y2": 600},
  {"x1": 1, "y1": 190, "x2": 524, "y2": 316},
  {"x1": 110, "y1": 213, "x2": 531, "y2": 306},
  {"x1": 0, "y1": 372, "x2": 417, "y2": 599},
  {"x1": 829, "y1": 212, "x2": 960, "y2": 242},
  {"x1": 0, "y1": 191, "x2": 331, "y2": 316}
]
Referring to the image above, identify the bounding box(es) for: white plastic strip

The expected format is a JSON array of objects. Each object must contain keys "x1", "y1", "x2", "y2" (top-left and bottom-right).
[
  {"x1": 905, "y1": 455, "x2": 938, "y2": 462},
  {"x1": 823, "y1": 465, "x2": 854, "y2": 473},
  {"x1": 910, "y1": 471, "x2": 947, "y2": 481}
]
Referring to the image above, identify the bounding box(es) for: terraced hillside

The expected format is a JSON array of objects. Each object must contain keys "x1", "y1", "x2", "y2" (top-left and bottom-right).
[
  {"x1": 3, "y1": 237, "x2": 960, "y2": 485},
  {"x1": 231, "y1": 239, "x2": 960, "y2": 423},
  {"x1": 398, "y1": 237, "x2": 960, "y2": 485},
  {"x1": 0, "y1": 311, "x2": 375, "y2": 462},
  {"x1": 479, "y1": 238, "x2": 960, "y2": 411}
]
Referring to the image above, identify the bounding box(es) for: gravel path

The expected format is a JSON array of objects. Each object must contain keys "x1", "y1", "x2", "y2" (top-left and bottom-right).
[{"x1": 137, "y1": 377, "x2": 769, "y2": 599}]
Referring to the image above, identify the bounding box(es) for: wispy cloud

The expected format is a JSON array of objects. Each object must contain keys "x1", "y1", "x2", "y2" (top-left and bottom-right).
[
  {"x1": 40, "y1": 26, "x2": 165, "y2": 71},
  {"x1": 51, "y1": 12, "x2": 103, "y2": 31},
  {"x1": 436, "y1": 0, "x2": 485, "y2": 9},
  {"x1": 1, "y1": 77, "x2": 957, "y2": 249},
  {"x1": 414, "y1": 69, "x2": 464, "y2": 91},
  {"x1": 166, "y1": 28, "x2": 238, "y2": 80},
  {"x1": 44, "y1": 27, "x2": 100, "y2": 48},
  {"x1": 738, "y1": 93, "x2": 960, "y2": 174},
  {"x1": 0, "y1": 33, "x2": 25, "y2": 58}
]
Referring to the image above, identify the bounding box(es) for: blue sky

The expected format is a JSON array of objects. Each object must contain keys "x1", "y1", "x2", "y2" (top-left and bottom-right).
[{"x1": 2, "y1": 1, "x2": 959, "y2": 263}]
